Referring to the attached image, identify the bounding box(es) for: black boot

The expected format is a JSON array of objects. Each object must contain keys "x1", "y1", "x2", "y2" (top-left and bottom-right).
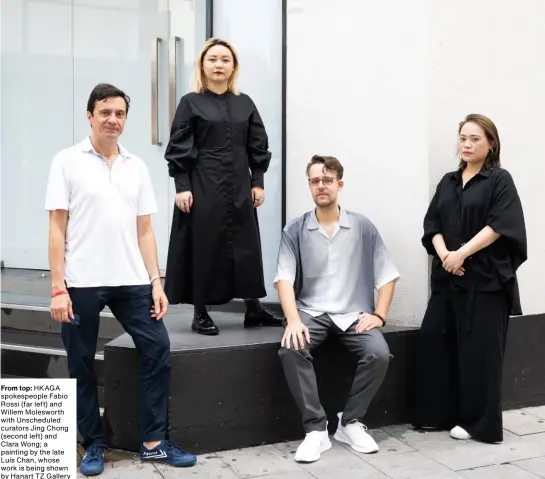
[
  {"x1": 192, "y1": 309, "x2": 219, "y2": 335},
  {"x1": 244, "y1": 300, "x2": 283, "y2": 328}
]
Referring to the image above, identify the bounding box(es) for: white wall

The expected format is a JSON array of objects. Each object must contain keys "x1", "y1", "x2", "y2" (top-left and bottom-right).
[
  {"x1": 287, "y1": 0, "x2": 545, "y2": 325},
  {"x1": 287, "y1": 0, "x2": 431, "y2": 326}
]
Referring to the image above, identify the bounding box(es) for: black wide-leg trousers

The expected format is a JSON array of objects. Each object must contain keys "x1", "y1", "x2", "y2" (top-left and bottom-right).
[{"x1": 413, "y1": 289, "x2": 508, "y2": 443}]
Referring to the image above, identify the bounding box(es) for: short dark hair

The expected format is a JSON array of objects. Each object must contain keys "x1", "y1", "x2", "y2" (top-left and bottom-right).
[
  {"x1": 87, "y1": 83, "x2": 130, "y2": 115},
  {"x1": 306, "y1": 155, "x2": 344, "y2": 179}
]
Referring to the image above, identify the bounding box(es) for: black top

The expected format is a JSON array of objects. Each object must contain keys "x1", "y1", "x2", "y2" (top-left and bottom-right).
[
  {"x1": 422, "y1": 167, "x2": 527, "y2": 314},
  {"x1": 165, "y1": 89, "x2": 271, "y2": 193}
]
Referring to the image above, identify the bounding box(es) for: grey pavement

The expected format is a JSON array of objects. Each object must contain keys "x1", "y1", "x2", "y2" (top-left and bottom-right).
[{"x1": 77, "y1": 406, "x2": 545, "y2": 479}]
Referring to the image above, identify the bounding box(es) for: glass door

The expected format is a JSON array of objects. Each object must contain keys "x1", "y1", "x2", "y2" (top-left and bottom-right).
[
  {"x1": 73, "y1": 0, "x2": 211, "y2": 271},
  {"x1": 166, "y1": 0, "x2": 209, "y2": 232},
  {"x1": 1, "y1": 0, "x2": 211, "y2": 272},
  {"x1": 1, "y1": 0, "x2": 75, "y2": 269},
  {"x1": 73, "y1": 0, "x2": 172, "y2": 268}
]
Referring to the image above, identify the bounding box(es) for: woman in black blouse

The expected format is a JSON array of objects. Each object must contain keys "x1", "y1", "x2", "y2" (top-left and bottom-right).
[
  {"x1": 413, "y1": 114, "x2": 527, "y2": 443},
  {"x1": 164, "y1": 38, "x2": 281, "y2": 335}
]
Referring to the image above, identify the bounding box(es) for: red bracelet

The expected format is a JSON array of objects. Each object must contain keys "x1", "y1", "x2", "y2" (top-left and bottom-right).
[{"x1": 51, "y1": 290, "x2": 68, "y2": 298}]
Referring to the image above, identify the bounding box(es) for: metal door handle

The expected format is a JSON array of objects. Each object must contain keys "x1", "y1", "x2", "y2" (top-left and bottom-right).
[
  {"x1": 169, "y1": 36, "x2": 182, "y2": 128},
  {"x1": 151, "y1": 37, "x2": 162, "y2": 145}
]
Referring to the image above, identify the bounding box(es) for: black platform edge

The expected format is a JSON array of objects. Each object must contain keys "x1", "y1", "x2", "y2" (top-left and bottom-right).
[
  {"x1": 207, "y1": 299, "x2": 283, "y2": 315},
  {"x1": 502, "y1": 313, "x2": 545, "y2": 409},
  {"x1": 104, "y1": 313, "x2": 545, "y2": 454},
  {"x1": 104, "y1": 326, "x2": 418, "y2": 453}
]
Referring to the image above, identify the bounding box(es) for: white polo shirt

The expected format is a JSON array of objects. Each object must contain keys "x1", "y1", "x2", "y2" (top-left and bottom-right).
[{"x1": 45, "y1": 137, "x2": 158, "y2": 287}]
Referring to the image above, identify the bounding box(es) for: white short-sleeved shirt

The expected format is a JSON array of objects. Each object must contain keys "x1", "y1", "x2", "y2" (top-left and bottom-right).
[{"x1": 45, "y1": 137, "x2": 158, "y2": 287}]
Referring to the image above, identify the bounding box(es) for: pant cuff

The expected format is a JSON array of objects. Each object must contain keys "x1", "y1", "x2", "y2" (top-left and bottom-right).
[
  {"x1": 142, "y1": 434, "x2": 166, "y2": 443},
  {"x1": 303, "y1": 419, "x2": 327, "y2": 434},
  {"x1": 85, "y1": 438, "x2": 108, "y2": 449},
  {"x1": 341, "y1": 417, "x2": 360, "y2": 427}
]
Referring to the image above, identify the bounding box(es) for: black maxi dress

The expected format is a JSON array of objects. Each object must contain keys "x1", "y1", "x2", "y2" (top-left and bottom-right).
[
  {"x1": 163, "y1": 90, "x2": 271, "y2": 306},
  {"x1": 413, "y1": 167, "x2": 527, "y2": 443}
]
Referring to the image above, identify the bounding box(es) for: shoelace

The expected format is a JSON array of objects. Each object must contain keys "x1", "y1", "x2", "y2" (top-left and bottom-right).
[
  {"x1": 84, "y1": 445, "x2": 103, "y2": 462},
  {"x1": 163, "y1": 441, "x2": 188, "y2": 455},
  {"x1": 348, "y1": 421, "x2": 368, "y2": 431}
]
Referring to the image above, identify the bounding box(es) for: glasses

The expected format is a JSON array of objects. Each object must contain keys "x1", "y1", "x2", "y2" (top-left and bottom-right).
[{"x1": 308, "y1": 176, "x2": 336, "y2": 187}]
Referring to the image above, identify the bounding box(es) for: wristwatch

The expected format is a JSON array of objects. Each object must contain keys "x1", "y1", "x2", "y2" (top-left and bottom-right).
[{"x1": 150, "y1": 275, "x2": 161, "y2": 284}]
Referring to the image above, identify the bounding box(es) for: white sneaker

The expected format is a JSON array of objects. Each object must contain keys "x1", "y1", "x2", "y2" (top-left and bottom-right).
[
  {"x1": 294, "y1": 429, "x2": 332, "y2": 463},
  {"x1": 334, "y1": 413, "x2": 379, "y2": 453},
  {"x1": 450, "y1": 426, "x2": 472, "y2": 440}
]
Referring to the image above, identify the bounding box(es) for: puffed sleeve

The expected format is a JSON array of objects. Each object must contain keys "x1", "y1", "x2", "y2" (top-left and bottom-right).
[
  {"x1": 165, "y1": 95, "x2": 199, "y2": 193},
  {"x1": 422, "y1": 180, "x2": 443, "y2": 256},
  {"x1": 246, "y1": 99, "x2": 272, "y2": 189},
  {"x1": 487, "y1": 170, "x2": 527, "y2": 271}
]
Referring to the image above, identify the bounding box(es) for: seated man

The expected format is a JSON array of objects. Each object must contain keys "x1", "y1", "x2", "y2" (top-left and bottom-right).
[{"x1": 275, "y1": 155, "x2": 400, "y2": 463}]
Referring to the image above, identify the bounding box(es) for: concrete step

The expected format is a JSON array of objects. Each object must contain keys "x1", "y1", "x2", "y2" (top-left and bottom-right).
[
  {"x1": 0, "y1": 328, "x2": 106, "y2": 408},
  {"x1": 1, "y1": 302, "x2": 125, "y2": 340}
]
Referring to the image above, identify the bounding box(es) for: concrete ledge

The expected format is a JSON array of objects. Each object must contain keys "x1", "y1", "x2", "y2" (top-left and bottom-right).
[
  {"x1": 104, "y1": 312, "x2": 418, "y2": 453},
  {"x1": 103, "y1": 312, "x2": 545, "y2": 454}
]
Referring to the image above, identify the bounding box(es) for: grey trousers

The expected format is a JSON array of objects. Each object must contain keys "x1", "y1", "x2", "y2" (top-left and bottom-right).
[{"x1": 278, "y1": 311, "x2": 391, "y2": 433}]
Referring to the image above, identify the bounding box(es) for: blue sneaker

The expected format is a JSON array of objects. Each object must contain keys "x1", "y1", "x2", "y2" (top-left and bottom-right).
[
  {"x1": 80, "y1": 443, "x2": 105, "y2": 475},
  {"x1": 140, "y1": 440, "x2": 197, "y2": 467}
]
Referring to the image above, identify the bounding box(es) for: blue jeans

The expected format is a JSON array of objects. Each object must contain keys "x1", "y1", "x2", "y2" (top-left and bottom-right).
[{"x1": 62, "y1": 285, "x2": 171, "y2": 448}]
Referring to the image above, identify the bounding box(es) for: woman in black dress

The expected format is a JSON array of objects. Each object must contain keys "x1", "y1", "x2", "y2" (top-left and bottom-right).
[
  {"x1": 413, "y1": 114, "x2": 527, "y2": 443},
  {"x1": 164, "y1": 38, "x2": 281, "y2": 335}
]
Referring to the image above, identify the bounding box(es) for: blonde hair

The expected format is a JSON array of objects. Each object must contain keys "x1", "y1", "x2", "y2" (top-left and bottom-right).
[{"x1": 192, "y1": 38, "x2": 240, "y2": 95}]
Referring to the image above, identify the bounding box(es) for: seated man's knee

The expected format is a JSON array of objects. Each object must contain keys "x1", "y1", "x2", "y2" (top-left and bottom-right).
[
  {"x1": 278, "y1": 345, "x2": 310, "y2": 361},
  {"x1": 362, "y1": 331, "x2": 391, "y2": 366},
  {"x1": 278, "y1": 346, "x2": 295, "y2": 359}
]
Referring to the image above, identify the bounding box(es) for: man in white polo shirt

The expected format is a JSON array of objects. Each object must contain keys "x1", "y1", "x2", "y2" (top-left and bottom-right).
[{"x1": 45, "y1": 83, "x2": 196, "y2": 475}]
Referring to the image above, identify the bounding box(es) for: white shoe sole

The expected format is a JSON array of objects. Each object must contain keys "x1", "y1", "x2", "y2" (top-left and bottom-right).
[
  {"x1": 334, "y1": 430, "x2": 379, "y2": 454},
  {"x1": 294, "y1": 437, "x2": 332, "y2": 463}
]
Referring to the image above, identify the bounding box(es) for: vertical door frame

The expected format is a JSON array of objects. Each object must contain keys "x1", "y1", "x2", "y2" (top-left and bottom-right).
[
  {"x1": 206, "y1": 0, "x2": 214, "y2": 38},
  {"x1": 281, "y1": 0, "x2": 287, "y2": 228}
]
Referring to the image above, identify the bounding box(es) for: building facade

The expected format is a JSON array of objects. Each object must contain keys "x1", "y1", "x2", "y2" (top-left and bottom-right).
[{"x1": 1, "y1": 0, "x2": 544, "y2": 326}]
